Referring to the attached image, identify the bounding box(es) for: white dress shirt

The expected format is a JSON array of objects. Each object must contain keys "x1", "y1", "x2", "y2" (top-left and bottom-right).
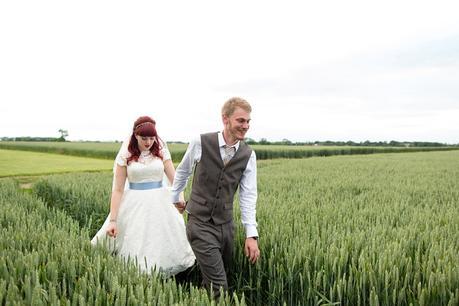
[{"x1": 171, "y1": 132, "x2": 258, "y2": 238}]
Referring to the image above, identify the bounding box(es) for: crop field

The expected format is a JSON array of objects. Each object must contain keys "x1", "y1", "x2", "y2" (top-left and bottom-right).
[{"x1": 1, "y1": 149, "x2": 458, "y2": 305}]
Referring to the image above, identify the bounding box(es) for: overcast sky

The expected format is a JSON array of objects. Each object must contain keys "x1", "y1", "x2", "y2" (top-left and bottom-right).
[{"x1": 1, "y1": 1, "x2": 458, "y2": 144}]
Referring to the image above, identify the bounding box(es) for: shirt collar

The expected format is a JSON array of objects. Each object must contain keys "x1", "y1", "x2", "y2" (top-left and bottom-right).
[{"x1": 218, "y1": 131, "x2": 240, "y2": 150}]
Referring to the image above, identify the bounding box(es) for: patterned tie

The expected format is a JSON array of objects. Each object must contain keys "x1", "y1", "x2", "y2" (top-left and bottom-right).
[{"x1": 223, "y1": 145, "x2": 235, "y2": 165}]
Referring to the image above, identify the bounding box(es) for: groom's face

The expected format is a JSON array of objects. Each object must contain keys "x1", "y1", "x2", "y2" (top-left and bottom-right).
[{"x1": 224, "y1": 107, "x2": 251, "y2": 142}]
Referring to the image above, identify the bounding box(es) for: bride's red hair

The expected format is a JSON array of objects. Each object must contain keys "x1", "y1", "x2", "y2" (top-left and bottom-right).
[{"x1": 127, "y1": 116, "x2": 163, "y2": 164}]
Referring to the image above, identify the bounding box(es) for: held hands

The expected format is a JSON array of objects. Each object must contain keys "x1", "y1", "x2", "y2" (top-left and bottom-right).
[
  {"x1": 174, "y1": 200, "x2": 187, "y2": 214},
  {"x1": 106, "y1": 221, "x2": 118, "y2": 237},
  {"x1": 244, "y1": 237, "x2": 260, "y2": 264}
]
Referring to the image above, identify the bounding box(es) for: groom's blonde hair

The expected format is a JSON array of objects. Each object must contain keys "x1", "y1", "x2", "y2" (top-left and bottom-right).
[{"x1": 222, "y1": 97, "x2": 252, "y2": 117}]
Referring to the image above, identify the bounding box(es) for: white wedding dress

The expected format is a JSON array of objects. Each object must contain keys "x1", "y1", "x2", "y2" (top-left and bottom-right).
[{"x1": 91, "y1": 148, "x2": 195, "y2": 277}]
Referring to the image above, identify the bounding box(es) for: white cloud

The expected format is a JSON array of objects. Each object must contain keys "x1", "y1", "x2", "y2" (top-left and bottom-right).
[{"x1": 1, "y1": 0, "x2": 458, "y2": 144}]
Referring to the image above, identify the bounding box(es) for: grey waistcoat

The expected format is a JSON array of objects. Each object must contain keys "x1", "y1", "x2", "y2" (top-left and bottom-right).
[{"x1": 187, "y1": 132, "x2": 253, "y2": 225}]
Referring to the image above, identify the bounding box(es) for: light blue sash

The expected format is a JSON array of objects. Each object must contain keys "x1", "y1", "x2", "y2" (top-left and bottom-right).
[{"x1": 129, "y1": 181, "x2": 162, "y2": 190}]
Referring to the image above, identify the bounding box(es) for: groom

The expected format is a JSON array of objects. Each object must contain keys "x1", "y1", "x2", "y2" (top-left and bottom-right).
[{"x1": 171, "y1": 97, "x2": 260, "y2": 297}]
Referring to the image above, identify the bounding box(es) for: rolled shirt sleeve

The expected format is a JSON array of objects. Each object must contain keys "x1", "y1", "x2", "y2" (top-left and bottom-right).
[
  {"x1": 239, "y1": 150, "x2": 258, "y2": 238},
  {"x1": 171, "y1": 138, "x2": 201, "y2": 203}
]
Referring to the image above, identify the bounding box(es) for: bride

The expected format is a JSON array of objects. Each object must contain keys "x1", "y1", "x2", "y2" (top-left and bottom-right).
[{"x1": 91, "y1": 116, "x2": 195, "y2": 277}]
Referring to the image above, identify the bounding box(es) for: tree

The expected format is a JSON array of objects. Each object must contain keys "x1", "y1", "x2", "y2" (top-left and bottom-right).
[
  {"x1": 58, "y1": 129, "x2": 68, "y2": 141},
  {"x1": 259, "y1": 138, "x2": 269, "y2": 145},
  {"x1": 244, "y1": 137, "x2": 256, "y2": 144},
  {"x1": 281, "y1": 138, "x2": 292, "y2": 145}
]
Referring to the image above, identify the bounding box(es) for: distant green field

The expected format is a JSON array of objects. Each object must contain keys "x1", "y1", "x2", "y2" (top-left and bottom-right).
[
  {"x1": 0, "y1": 149, "x2": 113, "y2": 177},
  {"x1": 0, "y1": 141, "x2": 187, "y2": 151},
  {"x1": 0, "y1": 141, "x2": 187, "y2": 161}
]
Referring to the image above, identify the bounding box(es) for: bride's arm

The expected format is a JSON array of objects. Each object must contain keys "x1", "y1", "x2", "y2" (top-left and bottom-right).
[
  {"x1": 163, "y1": 159, "x2": 175, "y2": 185},
  {"x1": 107, "y1": 165, "x2": 127, "y2": 237}
]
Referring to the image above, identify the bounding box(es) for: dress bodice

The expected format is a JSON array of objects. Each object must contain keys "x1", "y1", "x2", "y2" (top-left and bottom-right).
[{"x1": 126, "y1": 151, "x2": 164, "y2": 183}]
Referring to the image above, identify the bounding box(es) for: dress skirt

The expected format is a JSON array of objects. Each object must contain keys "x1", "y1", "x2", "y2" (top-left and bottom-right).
[{"x1": 91, "y1": 186, "x2": 195, "y2": 277}]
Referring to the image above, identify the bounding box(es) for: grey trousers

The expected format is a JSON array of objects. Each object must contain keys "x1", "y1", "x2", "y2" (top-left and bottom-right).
[{"x1": 186, "y1": 214, "x2": 235, "y2": 296}]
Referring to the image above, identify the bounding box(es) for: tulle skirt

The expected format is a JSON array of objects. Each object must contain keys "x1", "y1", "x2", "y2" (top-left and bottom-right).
[{"x1": 91, "y1": 187, "x2": 195, "y2": 277}]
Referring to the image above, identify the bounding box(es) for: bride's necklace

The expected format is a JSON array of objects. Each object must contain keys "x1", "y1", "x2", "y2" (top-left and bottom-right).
[
  {"x1": 140, "y1": 150, "x2": 150, "y2": 157},
  {"x1": 138, "y1": 150, "x2": 153, "y2": 164}
]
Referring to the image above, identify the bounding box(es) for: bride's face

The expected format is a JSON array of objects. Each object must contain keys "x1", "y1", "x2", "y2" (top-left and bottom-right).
[{"x1": 136, "y1": 135, "x2": 156, "y2": 151}]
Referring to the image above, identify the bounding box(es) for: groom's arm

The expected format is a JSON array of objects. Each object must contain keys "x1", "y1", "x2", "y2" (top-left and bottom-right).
[
  {"x1": 171, "y1": 138, "x2": 201, "y2": 204},
  {"x1": 239, "y1": 150, "x2": 258, "y2": 238},
  {"x1": 240, "y1": 150, "x2": 260, "y2": 263}
]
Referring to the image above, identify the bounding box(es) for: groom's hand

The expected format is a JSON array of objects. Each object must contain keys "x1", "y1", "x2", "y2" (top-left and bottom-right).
[
  {"x1": 244, "y1": 237, "x2": 260, "y2": 264},
  {"x1": 174, "y1": 201, "x2": 186, "y2": 214}
]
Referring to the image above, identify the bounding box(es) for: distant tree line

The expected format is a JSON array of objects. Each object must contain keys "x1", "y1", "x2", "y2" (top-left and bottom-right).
[
  {"x1": 244, "y1": 138, "x2": 457, "y2": 147},
  {"x1": 1, "y1": 136, "x2": 456, "y2": 147},
  {"x1": 1, "y1": 129, "x2": 69, "y2": 142},
  {"x1": 0, "y1": 137, "x2": 66, "y2": 142}
]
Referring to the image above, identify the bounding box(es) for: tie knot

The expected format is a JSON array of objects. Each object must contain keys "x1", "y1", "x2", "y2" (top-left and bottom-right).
[
  {"x1": 223, "y1": 145, "x2": 235, "y2": 165},
  {"x1": 224, "y1": 145, "x2": 235, "y2": 154}
]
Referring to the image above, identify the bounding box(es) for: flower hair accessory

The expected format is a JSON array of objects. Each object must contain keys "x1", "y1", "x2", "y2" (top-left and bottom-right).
[{"x1": 134, "y1": 121, "x2": 154, "y2": 131}]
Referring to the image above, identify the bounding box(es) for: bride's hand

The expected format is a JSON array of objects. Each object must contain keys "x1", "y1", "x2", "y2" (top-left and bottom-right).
[
  {"x1": 174, "y1": 201, "x2": 186, "y2": 214},
  {"x1": 106, "y1": 221, "x2": 118, "y2": 237}
]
